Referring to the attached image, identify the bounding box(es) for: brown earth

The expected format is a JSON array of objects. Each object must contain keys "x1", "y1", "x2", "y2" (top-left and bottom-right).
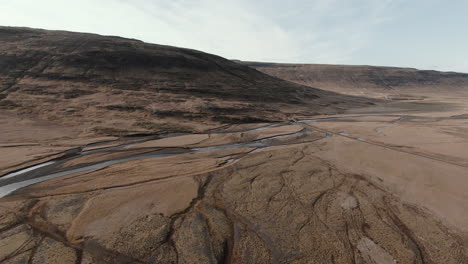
[
  {"x1": 1, "y1": 115, "x2": 468, "y2": 263},
  {"x1": 0, "y1": 26, "x2": 375, "y2": 138},
  {"x1": 1, "y1": 27, "x2": 468, "y2": 264},
  {"x1": 240, "y1": 61, "x2": 468, "y2": 99}
]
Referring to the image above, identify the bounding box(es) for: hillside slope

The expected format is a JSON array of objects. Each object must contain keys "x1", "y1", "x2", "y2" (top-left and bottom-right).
[
  {"x1": 0, "y1": 27, "x2": 374, "y2": 137},
  {"x1": 241, "y1": 61, "x2": 468, "y2": 99}
]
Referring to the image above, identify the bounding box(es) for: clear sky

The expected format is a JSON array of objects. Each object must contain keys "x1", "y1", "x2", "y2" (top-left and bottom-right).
[{"x1": 1, "y1": 0, "x2": 467, "y2": 73}]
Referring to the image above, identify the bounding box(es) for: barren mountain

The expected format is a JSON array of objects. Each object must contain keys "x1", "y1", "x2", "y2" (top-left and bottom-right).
[
  {"x1": 0, "y1": 27, "x2": 374, "y2": 138},
  {"x1": 241, "y1": 61, "x2": 468, "y2": 99}
]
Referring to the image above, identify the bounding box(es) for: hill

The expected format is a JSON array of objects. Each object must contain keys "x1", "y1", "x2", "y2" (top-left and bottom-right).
[
  {"x1": 0, "y1": 27, "x2": 374, "y2": 137},
  {"x1": 240, "y1": 61, "x2": 468, "y2": 99}
]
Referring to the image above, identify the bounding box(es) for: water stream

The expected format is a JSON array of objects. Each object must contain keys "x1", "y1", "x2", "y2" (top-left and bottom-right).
[{"x1": 1, "y1": 114, "x2": 465, "y2": 197}]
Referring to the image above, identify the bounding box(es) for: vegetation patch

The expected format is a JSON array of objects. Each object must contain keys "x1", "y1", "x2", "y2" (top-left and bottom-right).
[
  {"x1": 0, "y1": 100, "x2": 20, "y2": 109},
  {"x1": 212, "y1": 115, "x2": 275, "y2": 124},
  {"x1": 104, "y1": 105, "x2": 145, "y2": 111},
  {"x1": 134, "y1": 122, "x2": 192, "y2": 133},
  {"x1": 63, "y1": 89, "x2": 96, "y2": 99}
]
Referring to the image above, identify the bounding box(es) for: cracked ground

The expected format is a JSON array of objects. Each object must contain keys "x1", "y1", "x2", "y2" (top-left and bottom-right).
[{"x1": 1, "y1": 117, "x2": 468, "y2": 264}]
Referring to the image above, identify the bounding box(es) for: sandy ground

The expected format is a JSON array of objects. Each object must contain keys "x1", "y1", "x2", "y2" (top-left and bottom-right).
[{"x1": 1, "y1": 99, "x2": 468, "y2": 263}]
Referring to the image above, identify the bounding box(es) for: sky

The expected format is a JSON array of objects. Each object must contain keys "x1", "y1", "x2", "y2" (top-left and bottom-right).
[{"x1": 1, "y1": 0, "x2": 467, "y2": 73}]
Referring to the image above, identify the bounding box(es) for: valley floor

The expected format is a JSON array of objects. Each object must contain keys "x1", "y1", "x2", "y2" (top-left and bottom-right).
[{"x1": 1, "y1": 99, "x2": 468, "y2": 263}]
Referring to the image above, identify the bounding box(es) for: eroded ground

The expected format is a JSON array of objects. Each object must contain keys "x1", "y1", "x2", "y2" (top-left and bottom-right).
[{"x1": 1, "y1": 103, "x2": 468, "y2": 263}]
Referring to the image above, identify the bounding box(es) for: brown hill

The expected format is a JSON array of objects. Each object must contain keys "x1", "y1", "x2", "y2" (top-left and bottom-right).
[
  {"x1": 0, "y1": 27, "x2": 374, "y2": 137},
  {"x1": 240, "y1": 61, "x2": 468, "y2": 99}
]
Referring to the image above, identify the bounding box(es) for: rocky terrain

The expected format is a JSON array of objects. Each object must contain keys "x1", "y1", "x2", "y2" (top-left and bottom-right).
[
  {"x1": 241, "y1": 61, "x2": 468, "y2": 99},
  {"x1": 1, "y1": 27, "x2": 467, "y2": 264},
  {"x1": 0, "y1": 27, "x2": 374, "y2": 138}
]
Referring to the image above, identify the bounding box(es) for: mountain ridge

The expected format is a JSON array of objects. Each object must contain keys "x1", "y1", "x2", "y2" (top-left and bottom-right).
[
  {"x1": 238, "y1": 60, "x2": 468, "y2": 74},
  {"x1": 240, "y1": 61, "x2": 468, "y2": 98},
  {"x1": 0, "y1": 26, "x2": 375, "y2": 137}
]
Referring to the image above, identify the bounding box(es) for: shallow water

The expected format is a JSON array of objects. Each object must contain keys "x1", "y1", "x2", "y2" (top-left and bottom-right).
[
  {"x1": 0, "y1": 128, "x2": 309, "y2": 197},
  {"x1": 0, "y1": 152, "x2": 179, "y2": 197},
  {"x1": 1, "y1": 161, "x2": 55, "y2": 180},
  {"x1": 2, "y1": 114, "x2": 465, "y2": 198}
]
